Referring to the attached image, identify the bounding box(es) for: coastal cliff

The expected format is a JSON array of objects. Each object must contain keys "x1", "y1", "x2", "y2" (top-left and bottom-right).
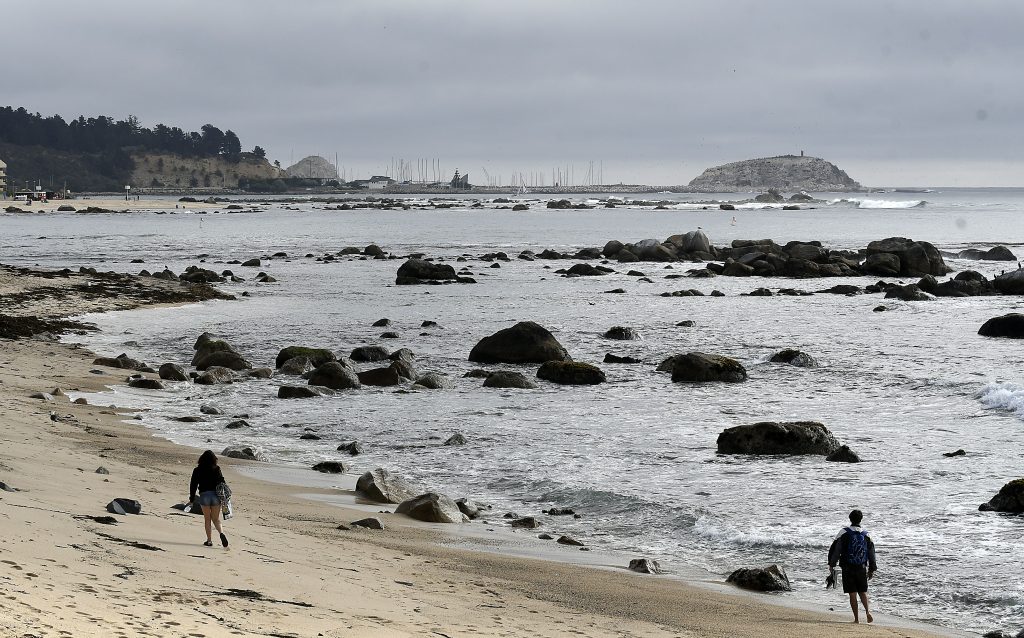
[{"x1": 687, "y1": 155, "x2": 862, "y2": 192}]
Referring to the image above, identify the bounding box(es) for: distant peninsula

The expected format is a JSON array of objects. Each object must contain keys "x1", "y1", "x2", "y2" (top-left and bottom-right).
[{"x1": 687, "y1": 155, "x2": 863, "y2": 192}]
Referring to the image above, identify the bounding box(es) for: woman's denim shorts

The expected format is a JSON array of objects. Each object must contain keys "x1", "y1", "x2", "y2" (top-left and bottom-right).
[{"x1": 197, "y1": 491, "x2": 220, "y2": 507}]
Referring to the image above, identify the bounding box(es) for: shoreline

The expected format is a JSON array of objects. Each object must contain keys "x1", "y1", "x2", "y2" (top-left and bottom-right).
[{"x1": 0, "y1": 264, "x2": 970, "y2": 637}]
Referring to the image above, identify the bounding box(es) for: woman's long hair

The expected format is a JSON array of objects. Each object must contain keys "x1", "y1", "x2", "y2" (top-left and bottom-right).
[{"x1": 198, "y1": 450, "x2": 218, "y2": 468}]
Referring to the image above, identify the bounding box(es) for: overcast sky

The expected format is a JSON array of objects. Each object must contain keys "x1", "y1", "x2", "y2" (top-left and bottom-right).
[{"x1": 4, "y1": 0, "x2": 1022, "y2": 186}]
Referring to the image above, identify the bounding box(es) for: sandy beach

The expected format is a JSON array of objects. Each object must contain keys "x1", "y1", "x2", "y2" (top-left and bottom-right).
[
  {"x1": 2, "y1": 197, "x2": 221, "y2": 214},
  {"x1": 0, "y1": 266, "x2": 966, "y2": 638}
]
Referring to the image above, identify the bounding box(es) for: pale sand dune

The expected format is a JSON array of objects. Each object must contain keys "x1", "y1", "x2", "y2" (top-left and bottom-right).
[{"x1": 0, "y1": 270, "x2": 959, "y2": 638}]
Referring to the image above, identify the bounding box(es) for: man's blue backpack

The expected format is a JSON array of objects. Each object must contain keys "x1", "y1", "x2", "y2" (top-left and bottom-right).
[{"x1": 842, "y1": 529, "x2": 868, "y2": 566}]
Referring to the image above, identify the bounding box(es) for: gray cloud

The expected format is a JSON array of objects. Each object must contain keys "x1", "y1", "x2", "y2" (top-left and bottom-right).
[{"x1": 3, "y1": 0, "x2": 1022, "y2": 185}]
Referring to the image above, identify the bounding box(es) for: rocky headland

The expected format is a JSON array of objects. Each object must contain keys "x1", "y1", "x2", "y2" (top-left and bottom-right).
[{"x1": 687, "y1": 155, "x2": 862, "y2": 192}]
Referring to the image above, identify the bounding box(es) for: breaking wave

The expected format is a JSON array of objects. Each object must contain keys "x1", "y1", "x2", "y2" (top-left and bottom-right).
[
  {"x1": 829, "y1": 198, "x2": 927, "y2": 209},
  {"x1": 976, "y1": 382, "x2": 1024, "y2": 421}
]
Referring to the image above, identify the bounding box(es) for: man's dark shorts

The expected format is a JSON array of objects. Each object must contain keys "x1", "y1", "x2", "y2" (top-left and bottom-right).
[{"x1": 841, "y1": 565, "x2": 869, "y2": 593}]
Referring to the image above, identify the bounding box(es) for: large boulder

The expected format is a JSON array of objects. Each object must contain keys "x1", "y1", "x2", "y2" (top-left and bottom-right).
[
  {"x1": 278, "y1": 356, "x2": 315, "y2": 376},
  {"x1": 979, "y1": 479, "x2": 1024, "y2": 513},
  {"x1": 469, "y1": 322, "x2": 570, "y2": 364},
  {"x1": 413, "y1": 372, "x2": 453, "y2": 390},
  {"x1": 978, "y1": 313, "x2": 1024, "y2": 338},
  {"x1": 668, "y1": 229, "x2": 712, "y2": 254},
  {"x1": 356, "y1": 468, "x2": 420, "y2": 504},
  {"x1": 671, "y1": 352, "x2": 747, "y2": 383},
  {"x1": 865, "y1": 237, "x2": 950, "y2": 276},
  {"x1": 278, "y1": 385, "x2": 326, "y2": 399},
  {"x1": 358, "y1": 363, "x2": 404, "y2": 386},
  {"x1": 350, "y1": 345, "x2": 390, "y2": 362},
  {"x1": 994, "y1": 269, "x2": 1024, "y2": 295},
  {"x1": 395, "y1": 493, "x2": 465, "y2": 524},
  {"x1": 604, "y1": 326, "x2": 640, "y2": 340},
  {"x1": 602, "y1": 240, "x2": 624, "y2": 257},
  {"x1": 717, "y1": 421, "x2": 841, "y2": 455},
  {"x1": 395, "y1": 258, "x2": 459, "y2": 285},
  {"x1": 726, "y1": 565, "x2": 792, "y2": 592},
  {"x1": 308, "y1": 361, "x2": 361, "y2": 389},
  {"x1": 565, "y1": 263, "x2": 607, "y2": 277},
  {"x1": 158, "y1": 363, "x2": 188, "y2": 381},
  {"x1": 275, "y1": 346, "x2": 336, "y2": 368},
  {"x1": 861, "y1": 252, "x2": 901, "y2": 276},
  {"x1": 786, "y1": 243, "x2": 826, "y2": 262},
  {"x1": 128, "y1": 378, "x2": 165, "y2": 390},
  {"x1": 193, "y1": 349, "x2": 252, "y2": 371},
  {"x1": 537, "y1": 361, "x2": 606, "y2": 385},
  {"x1": 482, "y1": 371, "x2": 538, "y2": 389},
  {"x1": 982, "y1": 246, "x2": 1017, "y2": 261},
  {"x1": 884, "y1": 283, "x2": 933, "y2": 301},
  {"x1": 194, "y1": 366, "x2": 235, "y2": 385}
]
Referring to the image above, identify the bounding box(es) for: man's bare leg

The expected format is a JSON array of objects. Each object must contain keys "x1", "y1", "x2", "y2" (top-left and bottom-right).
[
  {"x1": 859, "y1": 592, "x2": 873, "y2": 623},
  {"x1": 849, "y1": 592, "x2": 860, "y2": 623}
]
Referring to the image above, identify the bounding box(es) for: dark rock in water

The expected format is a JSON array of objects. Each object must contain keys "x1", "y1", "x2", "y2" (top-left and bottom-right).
[
  {"x1": 350, "y1": 345, "x2": 390, "y2": 362},
  {"x1": 993, "y1": 269, "x2": 1024, "y2": 295},
  {"x1": 978, "y1": 313, "x2": 1024, "y2": 338},
  {"x1": 537, "y1": 361, "x2": 606, "y2": 385},
  {"x1": 628, "y1": 558, "x2": 663, "y2": 574},
  {"x1": 861, "y1": 252, "x2": 901, "y2": 277},
  {"x1": 825, "y1": 445, "x2": 861, "y2": 463},
  {"x1": 275, "y1": 346, "x2": 336, "y2": 368},
  {"x1": 356, "y1": 468, "x2": 418, "y2": 504},
  {"x1": 884, "y1": 284, "x2": 932, "y2": 301},
  {"x1": 719, "y1": 203, "x2": 736, "y2": 211},
  {"x1": 128, "y1": 378, "x2": 165, "y2": 390},
  {"x1": 225, "y1": 419, "x2": 250, "y2": 430},
  {"x1": 380, "y1": 331, "x2": 400, "y2": 339},
  {"x1": 372, "y1": 318, "x2": 391, "y2": 327},
  {"x1": 616, "y1": 249, "x2": 639, "y2": 263},
  {"x1": 978, "y1": 478, "x2": 1024, "y2": 513},
  {"x1": 413, "y1": 372, "x2": 453, "y2": 390},
  {"x1": 389, "y1": 347, "x2": 416, "y2": 362},
  {"x1": 106, "y1": 498, "x2": 142, "y2": 515},
  {"x1": 873, "y1": 305, "x2": 888, "y2": 312},
  {"x1": 158, "y1": 363, "x2": 188, "y2": 381},
  {"x1": 565, "y1": 263, "x2": 607, "y2": 277},
  {"x1": 308, "y1": 361, "x2": 361, "y2": 389},
  {"x1": 193, "y1": 349, "x2": 251, "y2": 371},
  {"x1": 337, "y1": 441, "x2": 364, "y2": 455},
  {"x1": 769, "y1": 349, "x2": 818, "y2": 368},
  {"x1": 312, "y1": 461, "x2": 349, "y2": 474},
  {"x1": 865, "y1": 237, "x2": 950, "y2": 276},
  {"x1": 364, "y1": 244, "x2": 385, "y2": 257},
  {"x1": 396, "y1": 492, "x2": 464, "y2": 523},
  {"x1": 604, "y1": 326, "x2": 640, "y2": 340},
  {"x1": 482, "y1": 371, "x2": 537, "y2": 389},
  {"x1": 943, "y1": 449, "x2": 967, "y2": 458},
  {"x1": 299, "y1": 432, "x2": 320, "y2": 440},
  {"x1": 545, "y1": 507, "x2": 576, "y2": 516},
  {"x1": 421, "y1": 320, "x2": 439, "y2": 328},
  {"x1": 350, "y1": 517, "x2": 384, "y2": 530},
  {"x1": 469, "y1": 321, "x2": 570, "y2": 364},
  {"x1": 603, "y1": 353, "x2": 642, "y2": 364},
  {"x1": 557, "y1": 535, "x2": 585, "y2": 546},
  {"x1": 444, "y1": 433, "x2": 467, "y2": 446},
  {"x1": 241, "y1": 258, "x2": 261, "y2": 267},
  {"x1": 278, "y1": 385, "x2": 325, "y2": 399},
  {"x1": 538, "y1": 533, "x2": 554, "y2": 540},
  {"x1": 718, "y1": 421, "x2": 841, "y2": 455},
  {"x1": 279, "y1": 356, "x2": 315, "y2": 376},
  {"x1": 455, "y1": 498, "x2": 488, "y2": 519},
  {"x1": 511, "y1": 516, "x2": 541, "y2": 528},
  {"x1": 820, "y1": 284, "x2": 862, "y2": 295},
  {"x1": 358, "y1": 364, "x2": 403, "y2": 386},
  {"x1": 670, "y1": 352, "x2": 747, "y2": 383},
  {"x1": 464, "y1": 368, "x2": 491, "y2": 379},
  {"x1": 395, "y1": 258, "x2": 460, "y2": 284},
  {"x1": 676, "y1": 320, "x2": 696, "y2": 327},
  {"x1": 959, "y1": 245, "x2": 1017, "y2": 261},
  {"x1": 200, "y1": 404, "x2": 223, "y2": 415},
  {"x1": 93, "y1": 353, "x2": 147, "y2": 371},
  {"x1": 726, "y1": 565, "x2": 792, "y2": 592},
  {"x1": 244, "y1": 367, "x2": 273, "y2": 379},
  {"x1": 222, "y1": 446, "x2": 268, "y2": 461},
  {"x1": 604, "y1": 288, "x2": 626, "y2": 294}
]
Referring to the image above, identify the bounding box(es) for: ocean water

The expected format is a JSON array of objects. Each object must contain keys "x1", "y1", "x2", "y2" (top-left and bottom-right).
[{"x1": 3, "y1": 188, "x2": 1023, "y2": 633}]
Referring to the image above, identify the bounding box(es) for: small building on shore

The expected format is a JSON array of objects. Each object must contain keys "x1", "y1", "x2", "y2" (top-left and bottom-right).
[
  {"x1": 366, "y1": 175, "x2": 395, "y2": 190},
  {"x1": 0, "y1": 158, "x2": 7, "y2": 194}
]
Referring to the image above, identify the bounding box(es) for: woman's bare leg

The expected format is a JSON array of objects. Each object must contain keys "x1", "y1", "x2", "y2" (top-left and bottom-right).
[
  {"x1": 201, "y1": 505, "x2": 214, "y2": 542},
  {"x1": 211, "y1": 503, "x2": 223, "y2": 535}
]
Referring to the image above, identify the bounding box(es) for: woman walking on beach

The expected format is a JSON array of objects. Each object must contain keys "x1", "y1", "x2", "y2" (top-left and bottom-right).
[{"x1": 189, "y1": 450, "x2": 229, "y2": 548}]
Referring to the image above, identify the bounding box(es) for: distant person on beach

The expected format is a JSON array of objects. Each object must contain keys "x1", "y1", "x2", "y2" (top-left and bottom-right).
[
  {"x1": 828, "y1": 509, "x2": 877, "y2": 623},
  {"x1": 189, "y1": 450, "x2": 229, "y2": 548}
]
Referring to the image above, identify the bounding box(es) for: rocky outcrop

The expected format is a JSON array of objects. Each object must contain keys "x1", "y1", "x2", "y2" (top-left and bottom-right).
[
  {"x1": 221, "y1": 446, "x2": 268, "y2": 461},
  {"x1": 604, "y1": 326, "x2": 640, "y2": 340},
  {"x1": 957, "y1": 246, "x2": 1017, "y2": 261},
  {"x1": 978, "y1": 479, "x2": 1024, "y2": 513},
  {"x1": 350, "y1": 345, "x2": 390, "y2": 362},
  {"x1": 826, "y1": 445, "x2": 861, "y2": 463},
  {"x1": 194, "y1": 366, "x2": 235, "y2": 385},
  {"x1": 284, "y1": 155, "x2": 339, "y2": 179},
  {"x1": 865, "y1": 237, "x2": 951, "y2": 277},
  {"x1": 670, "y1": 352, "x2": 747, "y2": 383},
  {"x1": 726, "y1": 565, "x2": 792, "y2": 592},
  {"x1": 978, "y1": 313, "x2": 1024, "y2": 338},
  {"x1": 769, "y1": 349, "x2": 817, "y2": 368},
  {"x1": 687, "y1": 155, "x2": 861, "y2": 192},
  {"x1": 536, "y1": 361, "x2": 606, "y2": 385},
  {"x1": 192, "y1": 338, "x2": 251, "y2": 371},
  {"x1": 158, "y1": 363, "x2": 188, "y2": 381},
  {"x1": 396, "y1": 259, "x2": 473, "y2": 285},
  {"x1": 395, "y1": 493, "x2": 465, "y2": 523},
  {"x1": 717, "y1": 421, "x2": 841, "y2": 455},
  {"x1": 469, "y1": 322, "x2": 570, "y2": 364},
  {"x1": 356, "y1": 468, "x2": 419, "y2": 504},
  {"x1": 994, "y1": 269, "x2": 1024, "y2": 295},
  {"x1": 627, "y1": 558, "x2": 664, "y2": 574}
]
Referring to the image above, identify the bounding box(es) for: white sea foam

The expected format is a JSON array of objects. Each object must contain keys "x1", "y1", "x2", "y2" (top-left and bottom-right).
[
  {"x1": 829, "y1": 198, "x2": 926, "y2": 209},
  {"x1": 976, "y1": 382, "x2": 1024, "y2": 420},
  {"x1": 692, "y1": 516, "x2": 821, "y2": 549}
]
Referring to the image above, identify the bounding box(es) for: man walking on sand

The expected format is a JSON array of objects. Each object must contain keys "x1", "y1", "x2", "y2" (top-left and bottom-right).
[{"x1": 828, "y1": 509, "x2": 877, "y2": 623}]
